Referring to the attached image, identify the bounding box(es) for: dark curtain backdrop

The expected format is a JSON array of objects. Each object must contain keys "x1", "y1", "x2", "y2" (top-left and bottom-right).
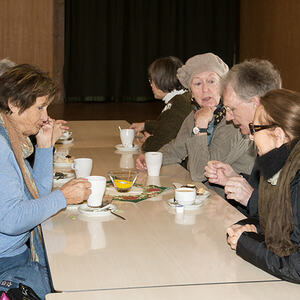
[{"x1": 64, "y1": 0, "x2": 238, "y2": 103}]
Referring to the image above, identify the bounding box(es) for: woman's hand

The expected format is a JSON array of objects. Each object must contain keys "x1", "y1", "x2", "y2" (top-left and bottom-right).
[
  {"x1": 60, "y1": 178, "x2": 91, "y2": 205},
  {"x1": 194, "y1": 107, "x2": 214, "y2": 129},
  {"x1": 36, "y1": 118, "x2": 54, "y2": 148},
  {"x1": 224, "y1": 177, "x2": 254, "y2": 206},
  {"x1": 227, "y1": 224, "x2": 257, "y2": 250},
  {"x1": 130, "y1": 122, "x2": 145, "y2": 135},
  {"x1": 52, "y1": 119, "x2": 69, "y2": 145},
  {"x1": 136, "y1": 153, "x2": 147, "y2": 171},
  {"x1": 204, "y1": 161, "x2": 238, "y2": 186}
]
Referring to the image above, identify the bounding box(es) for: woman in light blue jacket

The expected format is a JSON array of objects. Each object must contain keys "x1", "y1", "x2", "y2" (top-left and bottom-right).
[{"x1": 0, "y1": 64, "x2": 91, "y2": 299}]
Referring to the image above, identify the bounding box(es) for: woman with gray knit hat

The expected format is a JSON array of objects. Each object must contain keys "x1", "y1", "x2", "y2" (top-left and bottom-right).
[{"x1": 136, "y1": 53, "x2": 256, "y2": 195}]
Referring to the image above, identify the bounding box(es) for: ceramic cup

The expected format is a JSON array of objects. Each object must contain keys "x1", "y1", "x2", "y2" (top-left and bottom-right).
[
  {"x1": 72, "y1": 158, "x2": 93, "y2": 178},
  {"x1": 86, "y1": 176, "x2": 107, "y2": 207},
  {"x1": 175, "y1": 187, "x2": 196, "y2": 206},
  {"x1": 145, "y1": 152, "x2": 163, "y2": 176},
  {"x1": 120, "y1": 129, "x2": 135, "y2": 148}
]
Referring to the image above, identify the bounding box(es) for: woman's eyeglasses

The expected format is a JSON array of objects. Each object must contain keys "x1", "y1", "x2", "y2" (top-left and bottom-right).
[{"x1": 248, "y1": 123, "x2": 277, "y2": 135}]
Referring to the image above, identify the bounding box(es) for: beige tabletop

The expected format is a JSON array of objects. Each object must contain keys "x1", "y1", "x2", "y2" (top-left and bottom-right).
[
  {"x1": 44, "y1": 120, "x2": 277, "y2": 293},
  {"x1": 46, "y1": 281, "x2": 300, "y2": 300},
  {"x1": 64, "y1": 120, "x2": 130, "y2": 148}
]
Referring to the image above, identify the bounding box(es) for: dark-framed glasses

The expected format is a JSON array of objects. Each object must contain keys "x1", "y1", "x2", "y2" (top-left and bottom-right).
[
  {"x1": 248, "y1": 122, "x2": 277, "y2": 135},
  {"x1": 148, "y1": 77, "x2": 152, "y2": 84}
]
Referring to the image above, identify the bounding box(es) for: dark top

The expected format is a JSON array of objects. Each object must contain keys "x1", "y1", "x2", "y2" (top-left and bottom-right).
[
  {"x1": 142, "y1": 91, "x2": 192, "y2": 152},
  {"x1": 235, "y1": 142, "x2": 300, "y2": 283}
]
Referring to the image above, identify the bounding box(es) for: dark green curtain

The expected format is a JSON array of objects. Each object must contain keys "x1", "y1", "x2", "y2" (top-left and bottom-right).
[{"x1": 64, "y1": 0, "x2": 238, "y2": 103}]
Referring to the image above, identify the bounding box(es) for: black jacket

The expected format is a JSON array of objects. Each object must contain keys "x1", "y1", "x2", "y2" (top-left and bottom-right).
[{"x1": 235, "y1": 143, "x2": 300, "y2": 283}]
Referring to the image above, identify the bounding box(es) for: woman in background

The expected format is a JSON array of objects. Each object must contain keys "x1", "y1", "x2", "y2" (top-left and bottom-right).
[
  {"x1": 136, "y1": 53, "x2": 255, "y2": 195},
  {"x1": 130, "y1": 56, "x2": 192, "y2": 151},
  {"x1": 227, "y1": 89, "x2": 300, "y2": 283}
]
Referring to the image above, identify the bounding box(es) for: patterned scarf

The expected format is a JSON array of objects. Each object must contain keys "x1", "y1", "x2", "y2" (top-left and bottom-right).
[
  {"x1": 258, "y1": 140, "x2": 300, "y2": 257},
  {"x1": 0, "y1": 113, "x2": 41, "y2": 262}
]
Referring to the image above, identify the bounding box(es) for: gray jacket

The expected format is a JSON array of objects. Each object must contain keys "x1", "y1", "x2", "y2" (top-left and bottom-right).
[{"x1": 160, "y1": 111, "x2": 256, "y2": 183}]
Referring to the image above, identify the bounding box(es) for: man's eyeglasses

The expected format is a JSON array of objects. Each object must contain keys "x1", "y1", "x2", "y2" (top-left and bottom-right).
[{"x1": 248, "y1": 122, "x2": 277, "y2": 135}]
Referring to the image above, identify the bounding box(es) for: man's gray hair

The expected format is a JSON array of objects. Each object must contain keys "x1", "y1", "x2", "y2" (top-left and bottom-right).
[
  {"x1": 0, "y1": 58, "x2": 16, "y2": 76},
  {"x1": 221, "y1": 59, "x2": 282, "y2": 102}
]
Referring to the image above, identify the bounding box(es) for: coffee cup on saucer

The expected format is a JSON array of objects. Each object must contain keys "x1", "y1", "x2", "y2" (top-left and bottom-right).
[
  {"x1": 120, "y1": 129, "x2": 134, "y2": 148},
  {"x1": 175, "y1": 187, "x2": 196, "y2": 206}
]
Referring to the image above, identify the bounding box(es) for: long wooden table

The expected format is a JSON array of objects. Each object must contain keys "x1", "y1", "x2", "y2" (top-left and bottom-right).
[{"x1": 43, "y1": 120, "x2": 290, "y2": 296}]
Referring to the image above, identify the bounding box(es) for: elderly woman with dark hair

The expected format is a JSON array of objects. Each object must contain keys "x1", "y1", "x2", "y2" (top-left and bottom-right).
[
  {"x1": 0, "y1": 64, "x2": 90, "y2": 299},
  {"x1": 130, "y1": 56, "x2": 192, "y2": 151},
  {"x1": 137, "y1": 53, "x2": 256, "y2": 195},
  {"x1": 227, "y1": 89, "x2": 300, "y2": 283}
]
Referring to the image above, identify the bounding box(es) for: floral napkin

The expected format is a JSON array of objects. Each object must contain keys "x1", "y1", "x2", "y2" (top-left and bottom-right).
[{"x1": 106, "y1": 181, "x2": 170, "y2": 203}]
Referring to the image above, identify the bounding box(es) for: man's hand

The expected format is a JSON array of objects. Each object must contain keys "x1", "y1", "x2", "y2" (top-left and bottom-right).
[{"x1": 204, "y1": 160, "x2": 238, "y2": 186}]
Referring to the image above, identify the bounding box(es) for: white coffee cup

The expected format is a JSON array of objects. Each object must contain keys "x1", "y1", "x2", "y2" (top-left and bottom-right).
[
  {"x1": 120, "y1": 129, "x2": 134, "y2": 148},
  {"x1": 145, "y1": 152, "x2": 163, "y2": 176},
  {"x1": 86, "y1": 176, "x2": 106, "y2": 207},
  {"x1": 72, "y1": 158, "x2": 93, "y2": 178},
  {"x1": 175, "y1": 187, "x2": 196, "y2": 206}
]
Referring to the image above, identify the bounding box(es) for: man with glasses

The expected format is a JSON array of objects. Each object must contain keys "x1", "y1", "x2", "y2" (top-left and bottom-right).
[{"x1": 204, "y1": 59, "x2": 282, "y2": 216}]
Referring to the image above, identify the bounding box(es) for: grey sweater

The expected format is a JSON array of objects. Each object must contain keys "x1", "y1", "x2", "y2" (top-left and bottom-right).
[{"x1": 160, "y1": 111, "x2": 256, "y2": 184}]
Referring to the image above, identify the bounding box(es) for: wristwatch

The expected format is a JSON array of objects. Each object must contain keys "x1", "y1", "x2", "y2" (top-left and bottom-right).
[{"x1": 192, "y1": 126, "x2": 208, "y2": 135}]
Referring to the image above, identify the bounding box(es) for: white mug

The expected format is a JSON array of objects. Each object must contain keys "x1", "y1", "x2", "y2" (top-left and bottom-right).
[
  {"x1": 175, "y1": 187, "x2": 196, "y2": 206},
  {"x1": 145, "y1": 152, "x2": 163, "y2": 176},
  {"x1": 72, "y1": 158, "x2": 93, "y2": 178},
  {"x1": 86, "y1": 176, "x2": 107, "y2": 207},
  {"x1": 120, "y1": 129, "x2": 134, "y2": 148}
]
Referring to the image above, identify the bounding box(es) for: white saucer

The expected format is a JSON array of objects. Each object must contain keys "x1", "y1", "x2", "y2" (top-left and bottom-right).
[
  {"x1": 53, "y1": 162, "x2": 73, "y2": 169},
  {"x1": 115, "y1": 144, "x2": 139, "y2": 152},
  {"x1": 197, "y1": 190, "x2": 210, "y2": 200},
  {"x1": 168, "y1": 197, "x2": 205, "y2": 210},
  {"x1": 78, "y1": 203, "x2": 116, "y2": 217},
  {"x1": 66, "y1": 204, "x2": 80, "y2": 210},
  {"x1": 56, "y1": 138, "x2": 74, "y2": 145}
]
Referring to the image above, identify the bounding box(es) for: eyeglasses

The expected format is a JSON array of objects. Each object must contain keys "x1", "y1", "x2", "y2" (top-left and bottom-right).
[
  {"x1": 248, "y1": 122, "x2": 277, "y2": 135},
  {"x1": 148, "y1": 77, "x2": 152, "y2": 84}
]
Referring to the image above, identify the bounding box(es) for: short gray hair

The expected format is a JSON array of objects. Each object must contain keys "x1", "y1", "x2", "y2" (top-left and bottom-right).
[
  {"x1": 0, "y1": 58, "x2": 16, "y2": 76},
  {"x1": 221, "y1": 59, "x2": 282, "y2": 102}
]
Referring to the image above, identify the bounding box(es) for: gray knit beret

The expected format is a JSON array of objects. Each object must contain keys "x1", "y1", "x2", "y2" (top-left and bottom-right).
[{"x1": 177, "y1": 53, "x2": 229, "y2": 89}]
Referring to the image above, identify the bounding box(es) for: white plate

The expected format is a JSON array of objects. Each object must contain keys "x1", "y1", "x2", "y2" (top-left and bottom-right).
[
  {"x1": 168, "y1": 196, "x2": 205, "y2": 210},
  {"x1": 53, "y1": 162, "x2": 74, "y2": 169},
  {"x1": 115, "y1": 144, "x2": 139, "y2": 152},
  {"x1": 56, "y1": 138, "x2": 74, "y2": 145},
  {"x1": 53, "y1": 172, "x2": 75, "y2": 186},
  {"x1": 78, "y1": 203, "x2": 116, "y2": 217}
]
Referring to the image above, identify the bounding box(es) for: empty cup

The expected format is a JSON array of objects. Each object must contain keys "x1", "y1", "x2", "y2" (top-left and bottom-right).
[
  {"x1": 120, "y1": 129, "x2": 134, "y2": 148},
  {"x1": 145, "y1": 152, "x2": 163, "y2": 176},
  {"x1": 72, "y1": 158, "x2": 93, "y2": 178},
  {"x1": 86, "y1": 176, "x2": 106, "y2": 207}
]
